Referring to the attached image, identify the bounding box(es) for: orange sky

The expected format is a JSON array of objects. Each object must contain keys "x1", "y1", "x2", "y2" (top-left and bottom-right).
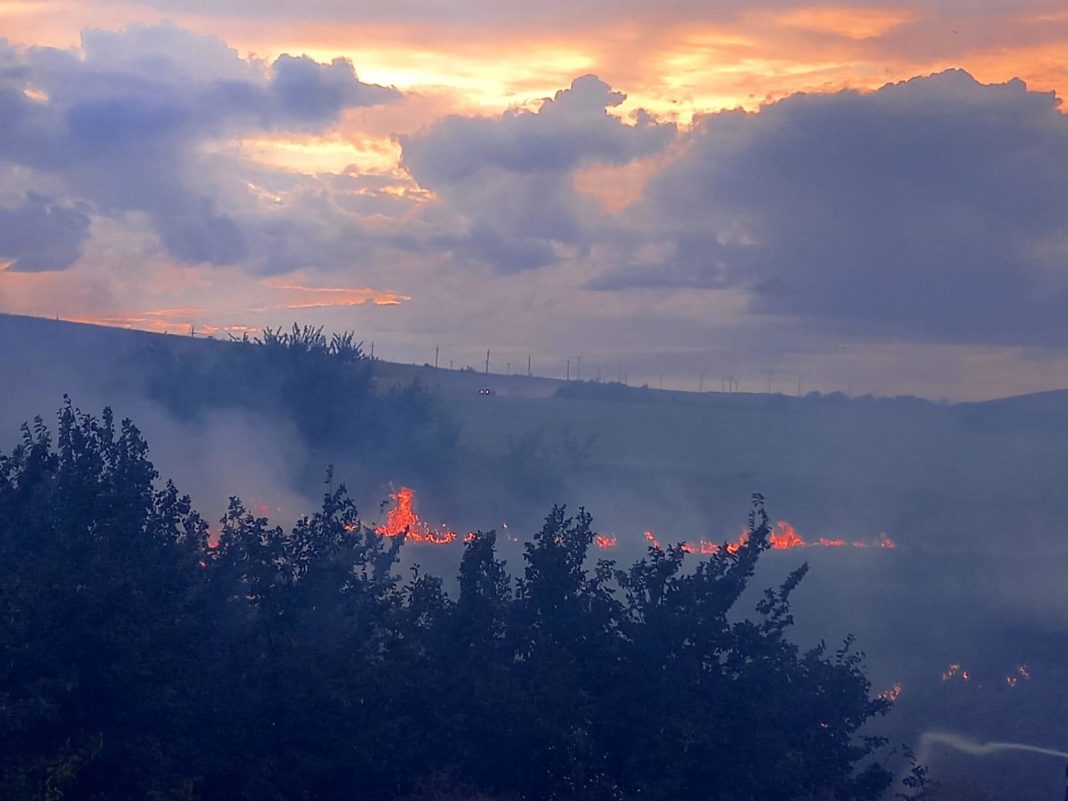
[
  {"x1": 3, "y1": 1, "x2": 1068, "y2": 398},
  {"x1": 4, "y1": 1, "x2": 1066, "y2": 180},
  {"x1": 6, "y1": 1, "x2": 1068, "y2": 117}
]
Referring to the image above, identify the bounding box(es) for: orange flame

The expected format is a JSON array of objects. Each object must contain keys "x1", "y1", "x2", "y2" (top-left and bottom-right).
[
  {"x1": 879, "y1": 682, "x2": 903, "y2": 703},
  {"x1": 1006, "y1": 665, "x2": 1030, "y2": 687},
  {"x1": 359, "y1": 488, "x2": 898, "y2": 557},
  {"x1": 769, "y1": 521, "x2": 805, "y2": 550},
  {"x1": 375, "y1": 487, "x2": 458, "y2": 544},
  {"x1": 725, "y1": 531, "x2": 750, "y2": 554},
  {"x1": 595, "y1": 534, "x2": 618, "y2": 550},
  {"x1": 942, "y1": 663, "x2": 970, "y2": 682}
]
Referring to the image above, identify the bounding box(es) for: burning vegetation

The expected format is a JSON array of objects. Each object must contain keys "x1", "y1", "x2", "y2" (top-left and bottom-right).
[
  {"x1": 377, "y1": 488, "x2": 898, "y2": 556},
  {"x1": 0, "y1": 402, "x2": 920, "y2": 801}
]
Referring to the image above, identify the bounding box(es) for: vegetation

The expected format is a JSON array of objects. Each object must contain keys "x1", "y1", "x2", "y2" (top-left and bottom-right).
[
  {"x1": 0, "y1": 400, "x2": 912, "y2": 800},
  {"x1": 143, "y1": 324, "x2": 459, "y2": 482}
]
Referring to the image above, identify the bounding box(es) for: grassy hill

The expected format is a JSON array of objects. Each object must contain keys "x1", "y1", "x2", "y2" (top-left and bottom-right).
[{"x1": 6, "y1": 312, "x2": 1068, "y2": 799}]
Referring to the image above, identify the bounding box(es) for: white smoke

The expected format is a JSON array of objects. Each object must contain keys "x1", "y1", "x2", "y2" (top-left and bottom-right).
[{"x1": 919, "y1": 730, "x2": 1068, "y2": 762}]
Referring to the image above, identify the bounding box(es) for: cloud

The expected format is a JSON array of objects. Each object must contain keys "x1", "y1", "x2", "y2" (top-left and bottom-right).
[
  {"x1": 402, "y1": 75, "x2": 672, "y2": 184},
  {"x1": 603, "y1": 70, "x2": 1068, "y2": 346},
  {"x1": 0, "y1": 22, "x2": 401, "y2": 268},
  {"x1": 400, "y1": 75, "x2": 675, "y2": 271},
  {"x1": 0, "y1": 192, "x2": 90, "y2": 271}
]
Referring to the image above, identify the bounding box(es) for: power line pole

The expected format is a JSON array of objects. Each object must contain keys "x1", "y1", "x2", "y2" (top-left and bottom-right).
[
  {"x1": 370, "y1": 341, "x2": 374, "y2": 359},
  {"x1": 485, "y1": 349, "x2": 491, "y2": 374},
  {"x1": 434, "y1": 345, "x2": 439, "y2": 369},
  {"x1": 449, "y1": 359, "x2": 454, "y2": 370},
  {"x1": 576, "y1": 356, "x2": 581, "y2": 380},
  {"x1": 566, "y1": 358, "x2": 571, "y2": 381},
  {"x1": 506, "y1": 361, "x2": 511, "y2": 375},
  {"x1": 527, "y1": 354, "x2": 532, "y2": 377}
]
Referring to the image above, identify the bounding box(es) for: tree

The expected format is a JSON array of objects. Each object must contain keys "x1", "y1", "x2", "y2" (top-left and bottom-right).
[{"x1": 0, "y1": 402, "x2": 901, "y2": 801}]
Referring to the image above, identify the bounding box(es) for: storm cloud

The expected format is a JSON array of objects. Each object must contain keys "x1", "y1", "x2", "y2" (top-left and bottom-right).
[
  {"x1": 0, "y1": 22, "x2": 399, "y2": 270},
  {"x1": 591, "y1": 70, "x2": 1068, "y2": 347}
]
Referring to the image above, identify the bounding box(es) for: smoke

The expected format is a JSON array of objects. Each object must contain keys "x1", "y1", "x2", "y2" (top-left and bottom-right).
[{"x1": 919, "y1": 730, "x2": 1068, "y2": 763}]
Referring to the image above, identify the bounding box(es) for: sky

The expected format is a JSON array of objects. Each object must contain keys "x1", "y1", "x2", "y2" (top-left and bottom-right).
[{"x1": 2, "y1": 0, "x2": 1068, "y2": 399}]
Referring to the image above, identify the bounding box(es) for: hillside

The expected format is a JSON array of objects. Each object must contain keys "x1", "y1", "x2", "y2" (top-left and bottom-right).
[{"x1": 6, "y1": 312, "x2": 1068, "y2": 799}]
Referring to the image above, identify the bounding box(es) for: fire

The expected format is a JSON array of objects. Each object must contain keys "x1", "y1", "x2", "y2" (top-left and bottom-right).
[
  {"x1": 1006, "y1": 665, "x2": 1031, "y2": 688},
  {"x1": 595, "y1": 534, "x2": 618, "y2": 550},
  {"x1": 769, "y1": 521, "x2": 805, "y2": 550},
  {"x1": 725, "y1": 531, "x2": 750, "y2": 555},
  {"x1": 356, "y1": 487, "x2": 900, "y2": 557},
  {"x1": 375, "y1": 487, "x2": 459, "y2": 545},
  {"x1": 942, "y1": 663, "x2": 970, "y2": 682},
  {"x1": 879, "y1": 683, "x2": 903, "y2": 703}
]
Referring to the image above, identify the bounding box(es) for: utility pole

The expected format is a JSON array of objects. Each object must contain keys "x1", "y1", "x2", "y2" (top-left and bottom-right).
[
  {"x1": 449, "y1": 359, "x2": 454, "y2": 370},
  {"x1": 434, "y1": 345, "x2": 439, "y2": 369},
  {"x1": 566, "y1": 358, "x2": 571, "y2": 381},
  {"x1": 506, "y1": 361, "x2": 511, "y2": 375},
  {"x1": 767, "y1": 369, "x2": 774, "y2": 394},
  {"x1": 370, "y1": 341, "x2": 374, "y2": 359},
  {"x1": 797, "y1": 373, "x2": 802, "y2": 397},
  {"x1": 597, "y1": 367, "x2": 602, "y2": 383},
  {"x1": 485, "y1": 349, "x2": 490, "y2": 374},
  {"x1": 528, "y1": 354, "x2": 532, "y2": 377}
]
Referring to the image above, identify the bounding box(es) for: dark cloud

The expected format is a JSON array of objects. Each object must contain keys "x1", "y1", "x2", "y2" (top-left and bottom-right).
[
  {"x1": 400, "y1": 75, "x2": 675, "y2": 271},
  {"x1": 402, "y1": 75, "x2": 672, "y2": 184},
  {"x1": 605, "y1": 70, "x2": 1068, "y2": 346},
  {"x1": 0, "y1": 23, "x2": 400, "y2": 268},
  {"x1": 0, "y1": 193, "x2": 91, "y2": 272}
]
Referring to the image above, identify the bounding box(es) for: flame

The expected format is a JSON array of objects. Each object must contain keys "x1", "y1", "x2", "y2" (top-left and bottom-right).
[
  {"x1": 942, "y1": 663, "x2": 970, "y2": 682},
  {"x1": 769, "y1": 521, "x2": 805, "y2": 550},
  {"x1": 595, "y1": 534, "x2": 618, "y2": 550},
  {"x1": 1006, "y1": 665, "x2": 1031, "y2": 687},
  {"x1": 375, "y1": 487, "x2": 458, "y2": 544},
  {"x1": 879, "y1": 682, "x2": 903, "y2": 703},
  {"x1": 725, "y1": 531, "x2": 750, "y2": 555},
  {"x1": 357, "y1": 487, "x2": 900, "y2": 557}
]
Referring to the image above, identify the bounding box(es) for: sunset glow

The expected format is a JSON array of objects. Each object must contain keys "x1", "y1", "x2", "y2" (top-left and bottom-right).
[{"x1": 2, "y1": 0, "x2": 1068, "y2": 399}]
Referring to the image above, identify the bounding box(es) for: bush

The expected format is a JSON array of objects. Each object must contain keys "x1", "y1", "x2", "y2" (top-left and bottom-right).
[{"x1": 0, "y1": 402, "x2": 901, "y2": 801}]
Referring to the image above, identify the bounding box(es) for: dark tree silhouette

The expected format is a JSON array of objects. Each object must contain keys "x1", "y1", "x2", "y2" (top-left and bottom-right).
[{"x1": 0, "y1": 402, "x2": 906, "y2": 801}]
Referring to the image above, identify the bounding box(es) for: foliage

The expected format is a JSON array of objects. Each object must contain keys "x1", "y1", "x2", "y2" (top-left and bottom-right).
[
  {"x1": 0, "y1": 402, "x2": 900, "y2": 801},
  {"x1": 142, "y1": 324, "x2": 459, "y2": 481}
]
